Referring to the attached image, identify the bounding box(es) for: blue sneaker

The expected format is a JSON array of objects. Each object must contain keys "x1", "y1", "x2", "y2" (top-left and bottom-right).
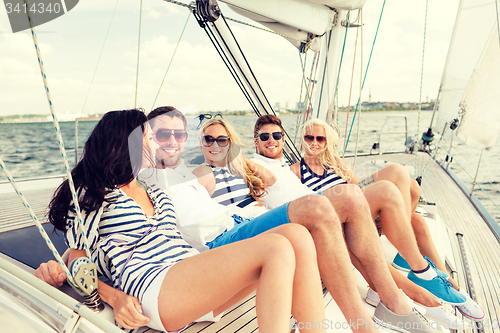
[
  {"x1": 393, "y1": 253, "x2": 449, "y2": 279},
  {"x1": 407, "y1": 272, "x2": 467, "y2": 305},
  {"x1": 392, "y1": 252, "x2": 411, "y2": 272},
  {"x1": 423, "y1": 256, "x2": 448, "y2": 279}
]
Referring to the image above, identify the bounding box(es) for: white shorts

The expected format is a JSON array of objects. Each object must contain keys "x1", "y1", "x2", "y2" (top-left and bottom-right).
[{"x1": 141, "y1": 267, "x2": 223, "y2": 332}]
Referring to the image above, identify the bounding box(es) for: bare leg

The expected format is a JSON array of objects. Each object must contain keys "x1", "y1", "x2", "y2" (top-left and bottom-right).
[
  {"x1": 371, "y1": 164, "x2": 414, "y2": 221},
  {"x1": 158, "y1": 230, "x2": 325, "y2": 333},
  {"x1": 410, "y1": 179, "x2": 421, "y2": 212},
  {"x1": 301, "y1": 188, "x2": 413, "y2": 319},
  {"x1": 262, "y1": 224, "x2": 326, "y2": 328},
  {"x1": 322, "y1": 184, "x2": 412, "y2": 316},
  {"x1": 287, "y1": 194, "x2": 377, "y2": 333},
  {"x1": 411, "y1": 213, "x2": 460, "y2": 290},
  {"x1": 351, "y1": 254, "x2": 441, "y2": 308},
  {"x1": 362, "y1": 180, "x2": 428, "y2": 271}
]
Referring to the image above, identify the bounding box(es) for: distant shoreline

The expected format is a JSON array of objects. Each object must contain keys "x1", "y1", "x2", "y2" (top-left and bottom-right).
[
  {"x1": 0, "y1": 109, "x2": 432, "y2": 124},
  {"x1": 0, "y1": 116, "x2": 102, "y2": 124}
]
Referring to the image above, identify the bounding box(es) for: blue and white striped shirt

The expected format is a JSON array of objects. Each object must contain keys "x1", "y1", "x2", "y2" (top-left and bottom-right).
[
  {"x1": 207, "y1": 165, "x2": 256, "y2": 208},
  {"x1": 300, "y1": 158, "x2": 347, "y2": 193},
  {"x1": 65, "y1": 185, "x2": 199, "y2": 303}
]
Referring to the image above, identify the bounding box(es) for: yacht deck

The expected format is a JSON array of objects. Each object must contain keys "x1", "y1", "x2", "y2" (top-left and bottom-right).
[{"x1": 1, "y1": 152, "x2": 499, "y2": 332}]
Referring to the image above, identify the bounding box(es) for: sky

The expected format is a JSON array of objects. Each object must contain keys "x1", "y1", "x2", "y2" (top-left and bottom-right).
[{"x1": 0, "y1": 0, "x2": 459, "y2": 118}]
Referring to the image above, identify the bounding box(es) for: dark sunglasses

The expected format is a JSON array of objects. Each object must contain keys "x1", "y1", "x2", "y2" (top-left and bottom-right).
[
  {"x1": 202, "y1": 135, "x2": 230, "y2": 147},
  {"x1": 154, "y1": 129, "x2": 188, "y2": 143},
  {"x1": 304, "y1": 135, "x2": 326, "y2": 144},
  {"x1": 258, "y1": 132, "x2": 284, "y2": 141}
]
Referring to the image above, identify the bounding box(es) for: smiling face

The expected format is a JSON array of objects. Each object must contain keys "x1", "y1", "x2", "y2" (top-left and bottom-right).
[
  {"x1": 303, "y1": 125, "x2": 327, "y2": 157},
  {"x1": 254, "y1": 123, "x2": 285, "y2": 160},
  {"x1": 201, "y1": 124, "x2": 230, "y2": 167},
  {"x1": 150, "y1": 115, "x2": 186, "y2": 169}
]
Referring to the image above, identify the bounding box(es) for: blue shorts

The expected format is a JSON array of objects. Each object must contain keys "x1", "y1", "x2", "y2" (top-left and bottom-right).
[{"x1": 206, "y1": 202, "x2": 290, "y2": 249}]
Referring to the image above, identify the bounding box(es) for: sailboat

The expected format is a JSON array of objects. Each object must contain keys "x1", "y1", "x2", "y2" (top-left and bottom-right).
[{"x1": 1, "y1": 0, "x2": 500, "y2": 332}]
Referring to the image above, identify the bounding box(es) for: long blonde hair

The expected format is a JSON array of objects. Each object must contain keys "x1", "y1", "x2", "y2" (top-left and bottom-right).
[
  {"x1": 301, "y1": 119, "x2": 351, "y2": 182},
  {"x1": 199, "y1": 118, "x2": 266, "y2": 200}
]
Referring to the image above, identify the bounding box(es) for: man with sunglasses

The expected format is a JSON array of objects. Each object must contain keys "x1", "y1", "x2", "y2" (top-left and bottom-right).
[
  {"x1": 146, "y1": 106, "x2": 195, "y2": 186},
  {"x1": 251, "y1": 114, "x2": 471, "y2": 322}
]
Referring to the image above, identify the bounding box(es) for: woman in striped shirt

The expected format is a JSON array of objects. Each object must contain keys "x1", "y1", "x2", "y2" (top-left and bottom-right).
[
  {"x1": 289, "y1": 119, "x2": 473, "y2": 312},
  {"x1": 47, "y1": 110, "x2": 326, "y2": 333},
  {"x1": 193, "y1": 118, "x2": 276, "y2": 210}
]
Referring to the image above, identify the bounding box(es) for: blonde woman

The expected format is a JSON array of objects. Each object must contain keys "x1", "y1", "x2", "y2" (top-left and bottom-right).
[
  {"x1": 193, "y1": 118, "x2": 276, "y2": 209},
  {"x1": 291, "y1": 118, "x2": 483, "y2": 322}
]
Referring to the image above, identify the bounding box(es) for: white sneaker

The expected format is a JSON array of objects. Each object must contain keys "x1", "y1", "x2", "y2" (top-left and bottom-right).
[
  {"x1": 456, "y1": 288, "x2": 485, "y2": 321},
  {"x1": 366, "y1": 287, "x2": 380, "y2": 307},
  {"x1": 365, "y1": 288, "x2": 426, "y2": 315},
  {"x1": 417, "y1": 301, "x2": 468, "y2": 329}
]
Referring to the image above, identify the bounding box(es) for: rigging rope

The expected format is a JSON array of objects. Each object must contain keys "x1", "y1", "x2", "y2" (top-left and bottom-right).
[
  {"x1": 414, "y1": 0, "x2": 429, "y2": 179},
  {"x1": 342, "y1": 12, "x2": 359, "y2": 158},
  {"x1": 151, "y1": 12, "x2": 191, "y2": 110},
  {"x1": 335, "y1": 12, "x2": 351, "y2": 137},
  {"x1": 0, "y1": 159, "x2": 77, "y2": 287},
  {"x1": 352, "y1": 9, "x2": 364, "y2": 170},
  {"x1": 24, "y1": 5, "x2": 92, "y2": 260},
  {"x1": 135, "y1": 0, "x2": 143, "y2": 108},
  {"x1": 295, "y1": 52, "x2": 320, "y2": 148},
  {"x1": 81, "y1": 0, "x2": 121, "y2": 115},
  {"x1": 163, "y1": 0, "x2": 305, "y2": 42},
  {"x1": 344, "y1": 0, "x2": 386, "y2": 152}
]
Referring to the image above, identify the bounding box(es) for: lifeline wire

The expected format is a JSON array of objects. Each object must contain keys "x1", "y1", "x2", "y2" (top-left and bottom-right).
[{"x1": 24, "y1": 2, "x2": 92, "y2": 260}]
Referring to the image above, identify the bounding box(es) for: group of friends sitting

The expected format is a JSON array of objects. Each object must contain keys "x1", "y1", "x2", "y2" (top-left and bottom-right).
[{"x1": 35, "y1": 106, "x2": 485, "y2": 333}]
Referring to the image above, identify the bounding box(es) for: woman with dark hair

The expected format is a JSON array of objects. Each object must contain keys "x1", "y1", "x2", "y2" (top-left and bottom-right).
[{"x1": 45, "y1": 109, "x2": 326, "y2": 333}]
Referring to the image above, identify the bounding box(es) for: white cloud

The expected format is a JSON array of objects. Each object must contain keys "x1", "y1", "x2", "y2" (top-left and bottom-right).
[{"x1": 0, "y1": 0, "x2": 460, "y2": 117}]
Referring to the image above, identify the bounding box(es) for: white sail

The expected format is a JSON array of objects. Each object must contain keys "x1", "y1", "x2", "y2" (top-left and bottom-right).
[
  {"x1": 224, "y1": 0, "x2": 366, "y2": 52},
  {"x1": 456, "y1": 27, "x2": 500, "y2": 149},
  {"x1": 433, "y1": 0, "x2": 499, "y2": 141}
]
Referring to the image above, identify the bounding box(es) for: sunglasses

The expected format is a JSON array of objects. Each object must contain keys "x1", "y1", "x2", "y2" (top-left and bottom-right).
[
  {"x1": 154, "y1": 129, "x2": 188, "y2": 143},
  {"x1": 258, "y1": 132, "x2": 284, "y2": 141},
  {"x1": 304, "y1": 135, "x2": 326, "y2": 144},
  {"x1": 202, "y1": 135, "x2": 230, "y2": 147}
]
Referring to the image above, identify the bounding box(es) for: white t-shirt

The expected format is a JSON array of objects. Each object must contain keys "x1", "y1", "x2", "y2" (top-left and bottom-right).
[
  {"x1": 251, "y1": 153, "x2": 314, "y2": 209},
  {"x1": 139, "y1": 160, "x2": 261, "y2": 251}
]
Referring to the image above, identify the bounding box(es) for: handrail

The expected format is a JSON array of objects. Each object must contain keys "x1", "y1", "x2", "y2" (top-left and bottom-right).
[
  {"x1": 0, "y1": 174, "x2": 66, "y2": 185},
  {"x1": 370, "y1": 116, "x2": 408, "y2": 155}
]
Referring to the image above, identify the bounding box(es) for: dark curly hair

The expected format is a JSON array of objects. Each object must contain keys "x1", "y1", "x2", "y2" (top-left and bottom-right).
[{"x1": 48, "y1": 109, "x2": 147, "y2": 232}]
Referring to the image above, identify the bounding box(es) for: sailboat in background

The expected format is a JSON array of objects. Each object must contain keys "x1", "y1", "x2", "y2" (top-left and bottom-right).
[{"x1": 1, "y1": 0, "x2": 500, "y2": 332}]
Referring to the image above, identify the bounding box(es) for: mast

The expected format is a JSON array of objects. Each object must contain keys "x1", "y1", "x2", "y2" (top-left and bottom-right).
[{"x1": 311, "y1": 10, "x2": 347, "y2": 123}]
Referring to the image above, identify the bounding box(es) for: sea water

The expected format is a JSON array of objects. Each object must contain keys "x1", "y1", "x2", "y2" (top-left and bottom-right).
[{"x1": 0, "y1": 111, "x2": 498, "y2": 223}]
